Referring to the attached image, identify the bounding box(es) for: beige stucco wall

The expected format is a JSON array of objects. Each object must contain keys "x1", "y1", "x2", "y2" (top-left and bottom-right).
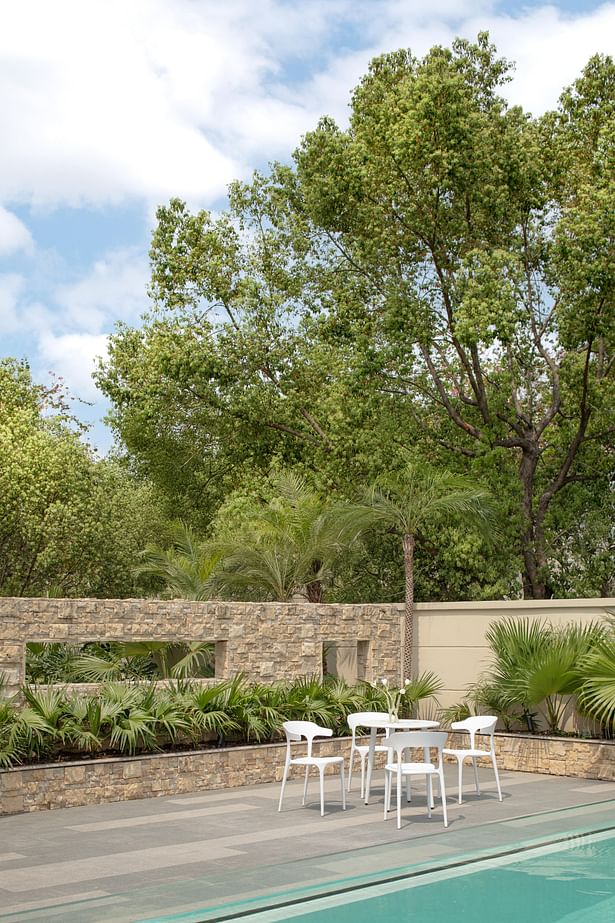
[{"x1": 413, "y1": 598, "x2": 615, "y2": 714}]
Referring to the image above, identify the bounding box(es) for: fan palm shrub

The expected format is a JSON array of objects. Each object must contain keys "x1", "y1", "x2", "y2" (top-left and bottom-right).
[
  {"x1": 178, "y1": 681, "x2": 240, "y2": 745},
  {"x1": 26, "y1": 643, "x2": 82, "y2": 684},
  {"x1": 97, "y1": 684, "x2": 159, "y2": 755},
  {"x1": 483, "y1": 617, "x2": 604, "y2": 733},
  {"x1": 72, "y1": 641, "x2": 214, "y2": 682},
  {"x1": 0, "y1": 676, "x2": 26, "y2": 768}
]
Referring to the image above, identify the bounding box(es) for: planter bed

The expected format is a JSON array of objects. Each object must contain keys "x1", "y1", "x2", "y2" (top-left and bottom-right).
[{"x1": 1, "y1": 732, "x2": 614, "y2": 817}]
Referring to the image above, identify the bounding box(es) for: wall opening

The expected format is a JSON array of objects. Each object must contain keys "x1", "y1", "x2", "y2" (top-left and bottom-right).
[
  {"x1": 323, "y1": 641, "x2": 358, "y2": 683},
  {"x1": 25, "y1": 640, "x2": 215, "y2": 684}
]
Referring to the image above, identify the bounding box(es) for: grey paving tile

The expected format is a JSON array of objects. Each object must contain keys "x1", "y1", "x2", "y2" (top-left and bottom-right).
[
  {"x1": 66, "y1": 801, "x2": 257, "y2": 831},
  {"x1": 0, "y1": 842, "x2": 243, "y2": 893}
]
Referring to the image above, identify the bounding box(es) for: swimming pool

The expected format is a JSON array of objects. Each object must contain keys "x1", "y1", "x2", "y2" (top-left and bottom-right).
[
  {"x1": 137, "y1": 802, "x2": 615, "y2": 923},
  {"x1": 243, "y1": 828, "x2": 615, "y2": 922}
]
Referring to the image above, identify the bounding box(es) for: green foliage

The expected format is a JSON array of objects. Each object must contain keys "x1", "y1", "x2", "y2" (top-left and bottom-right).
[
  {"x1": 0, "y1": 359, "x2": 166, "y2": 598},
  {"x1": 94, "y1": 38, "x2": 615, "y2": 601},
  {"x1": 463, "y1": 617, "x2": 606, "y2": 733},
  {"x1": 212, "y1": 471, "x2": 364, "y2": 602},
  {"x1": 344, "y1": 461, "x2": 496, "y2": 674},
  {"x1": 134, "y1": 521, "x2": 223, "y2": 600},
  {"x1": 577, "y1": 615, "x2": 615, "y2": 734},
  {"x1": 0, "y1": 674, "x2": 444, "y2": 767},
  {"x1": 26, "y1": 641, "x2": 215, "y2": 683}
]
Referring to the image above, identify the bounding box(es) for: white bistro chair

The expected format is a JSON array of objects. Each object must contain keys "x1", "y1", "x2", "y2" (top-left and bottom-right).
[
  {"x1": 443, "y1": 716, "x2": 502, "y2": 804},
  {"x1": 278, "y1": 720, "x2": 346, "y2": 817},
  {"x1": 347, "y1": 712, "x2": 391, "y2": 799},
  {"x1": 383, "y1": 731, "x2": 449, "y2": 830}
]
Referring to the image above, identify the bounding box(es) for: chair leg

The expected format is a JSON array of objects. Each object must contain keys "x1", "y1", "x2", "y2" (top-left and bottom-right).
[
  {"x1": 439, "y1": 768, "x2": 448, "y2": 828},
  {"x1": 492, "y1": 754, "x2": 503, "y2": 801},
  {"x1": 340, "y1": 764, "x2": 346, "y2": 810},
  {"x1": 457, "y1": 757, "x2": 464, "y2": 804},
  {"x1": 383, "y1": 770, "x2": 390, "y2": 820},
  {"x1": 426, "y1": 775, "x2": 433, "y2": 818},
  {"x1": 302, "y1": 765, "x2": 310, "y2": 805},
  {"x1": 348, "y1": 747, "x2": 355, "y2": 792},
  {"x1": 359, "y1": 751, "x2": 366, "y2": 800},
  {"x1": 396, "y1": 767, "x2": 402, "y2": 829},
  {"x1": 319, "y1": 767, "x2": 325, "y2": 817},
  {"x1": 278, "y1": 756, "x2": 290, "y2": 812},
  {"x1": 472, "y1": 756, "x2": 480, "y2": 796},
  {"x1": 406, "y1": 773, "x2": 412, "y2": 803}
]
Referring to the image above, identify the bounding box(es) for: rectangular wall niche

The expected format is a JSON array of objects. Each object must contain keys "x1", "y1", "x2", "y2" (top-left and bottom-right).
[{"x1": 323, "y1": 641, "x2": 359, "y2": 683}]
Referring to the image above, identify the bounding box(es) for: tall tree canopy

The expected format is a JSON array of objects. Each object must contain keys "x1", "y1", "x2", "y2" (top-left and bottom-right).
[
  {"x1": 0, "y1": 359, "x2": 164, "y2": 597},
  {"x1": 98, "y1": 35, "x2": 615, "y2": 600}
]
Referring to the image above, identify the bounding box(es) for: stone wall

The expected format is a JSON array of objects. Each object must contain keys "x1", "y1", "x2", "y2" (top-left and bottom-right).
[
  {"x1": 1, "y1": 734, "x2": 613, "y2": 816},
  {"x1": 447, "y1": 732, "x2": 615, "y2": 781},
  {"x1": 0, "y1": 598, "x2": 404, "y2": 697},
  {"x1": 1, "y1": 596, "x2": 613, "y2": 710}
]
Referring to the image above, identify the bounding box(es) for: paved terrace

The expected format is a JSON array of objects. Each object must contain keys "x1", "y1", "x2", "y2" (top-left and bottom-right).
[{"x1": 1, "y1": 768, "x2": 615, "y2": 922}]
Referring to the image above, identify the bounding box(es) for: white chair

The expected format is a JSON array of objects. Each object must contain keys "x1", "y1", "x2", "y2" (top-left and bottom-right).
[
  {"x1": 278, "y1": 720, "x2": 346, "y2": 817},
  {"x1": 383, "y1": 731, "x2": 449, "y2": 829},
  {"x1": 443, "y1": 716, "x2": 502, "y2": 804},
  {"x1": 347, "y1": 711, "x2": 391, "y2": 799}
]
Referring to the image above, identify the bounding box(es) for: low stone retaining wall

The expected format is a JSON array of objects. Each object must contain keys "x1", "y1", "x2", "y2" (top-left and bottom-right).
[
  {"x1": 446, "y1": 732, "x2": 615, "y2": 781},
  {"x1": 1, "y1": 734, "x2": 613, "y2": 816}
]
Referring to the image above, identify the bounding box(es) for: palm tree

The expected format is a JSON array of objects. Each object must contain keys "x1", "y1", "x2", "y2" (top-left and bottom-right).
[
  {"x1": 349, "y1": 463, "x2": 497, "y2": 678},
  {"x1": 134, "y1": 521, "x2": 222, "y2": 600},
  {"x1": 214, "y1": 471, "x2": 360, "y2": 602}
]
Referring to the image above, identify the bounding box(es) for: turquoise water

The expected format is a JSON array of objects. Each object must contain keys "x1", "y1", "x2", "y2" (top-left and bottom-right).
[{"x1": 247, "y1": 830, "x2": 615, "y2": 922}]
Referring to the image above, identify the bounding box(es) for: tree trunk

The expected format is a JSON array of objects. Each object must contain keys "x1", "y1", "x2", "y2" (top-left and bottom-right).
[
  {"x1": 402, "y1": 533, "x2": 415, "y2": 679},
  {"x1": 519, "y1": 446, "x2": 549, "y2": 599}
]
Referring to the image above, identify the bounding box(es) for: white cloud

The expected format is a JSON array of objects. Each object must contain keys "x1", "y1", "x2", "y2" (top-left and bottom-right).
[
  {"x1": 0, "y1": 273, "x2": 26, "y2": 333},
  {"x1": 1, "y1": 247, "x2": 147, "y2": 407},
  {"x1": 54, "y1": 248, "x2": 149, "y2": 332},
  {"x1": 36, "y1": 331, "x2": 109, "y2": 403},
  {"x1": 0, "y1": 1, "x2": 613, "y2": 213},
  {"x1": 0, "y1": 207, "x2": 33, "y2": 256}
]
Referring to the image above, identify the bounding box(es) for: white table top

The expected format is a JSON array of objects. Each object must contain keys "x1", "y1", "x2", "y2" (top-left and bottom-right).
[{"x1": 358, "y1": 715, "x2": 440, "y2": 730}]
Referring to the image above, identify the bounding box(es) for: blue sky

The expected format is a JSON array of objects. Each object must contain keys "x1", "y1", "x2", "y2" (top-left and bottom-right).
[{"x1": 1, "y1": 0, "x2": 614, "y2": 454}]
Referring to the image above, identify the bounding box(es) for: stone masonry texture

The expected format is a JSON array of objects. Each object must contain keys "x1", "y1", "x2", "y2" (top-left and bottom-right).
[{"x1": 0, "y1": 734, "x2": 613, "y2": 816}]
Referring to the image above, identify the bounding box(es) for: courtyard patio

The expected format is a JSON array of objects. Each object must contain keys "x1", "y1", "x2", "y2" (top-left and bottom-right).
[{"x1": 1, "y1": 765, "x2": 614, "y2": 922}]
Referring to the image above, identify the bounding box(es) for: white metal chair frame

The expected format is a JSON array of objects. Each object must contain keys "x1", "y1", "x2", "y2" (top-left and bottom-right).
[
  {"x1": 383, "y1": 730, "x2": 449, "y2": 830},
  {"x1": 347, "y1": 712, "x2": 391, "y2": 799},
  {"x1": 443, "y1": 716, "x2": 502, "y2": 804},
  {"x1": 278, "y1": 720, "x2": 346, "y2": 817}
]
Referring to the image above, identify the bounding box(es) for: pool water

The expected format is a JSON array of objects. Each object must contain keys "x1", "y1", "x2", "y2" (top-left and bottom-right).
[{"x1": 246, "y1": 830, "x2": 615, "y2": 922}]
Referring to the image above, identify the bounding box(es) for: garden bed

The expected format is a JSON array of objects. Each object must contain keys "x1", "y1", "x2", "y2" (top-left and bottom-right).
[{"x1": 1, "y1": 732, "x2": 613, "y2": 816}]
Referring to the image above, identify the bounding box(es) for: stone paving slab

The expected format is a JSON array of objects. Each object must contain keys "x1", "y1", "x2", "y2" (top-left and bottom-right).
[{"x1": 0, "y1": 769, "x2": 614, "y2": 922}]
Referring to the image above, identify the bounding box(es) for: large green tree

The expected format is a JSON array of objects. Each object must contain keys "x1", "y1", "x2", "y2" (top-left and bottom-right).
[
  {"x1": 0, "y1": 359, "x2": 163, "y2": 597},
  {"x1": 98, "y1": 36, "x2": 614, "y2": 599},
  {"x1": 291, "y1": 37, "x2": 614, "y2": 598}
]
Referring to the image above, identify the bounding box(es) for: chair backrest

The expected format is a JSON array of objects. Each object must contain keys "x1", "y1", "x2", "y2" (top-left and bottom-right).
[
  {"x1": 282, "y1": 720, "x2": 332, "y2": 757},
  {"x1": 450, "y1": 716, "x2": 497, "y2": 751},
  {"x1": 386, "y1": 730, "x2": 448, "y2": 765},
  {"x1": 347, "y1": 711, "x2": 391, "y2": 741}
]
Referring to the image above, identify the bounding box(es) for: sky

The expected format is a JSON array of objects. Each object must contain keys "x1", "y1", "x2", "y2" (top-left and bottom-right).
[{"x1": 1, "y1": 0, "x2": 614, "y2": 454}]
